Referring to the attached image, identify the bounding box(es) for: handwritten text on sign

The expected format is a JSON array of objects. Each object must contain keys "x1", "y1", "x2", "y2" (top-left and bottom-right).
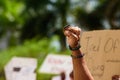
[
  {"x1": 84, "y1": 36, "x2": 119, "y2": 53},
  {"x1": 81, "y1": 30, "x2": 120, "y2": 80},
  {"x1": 39, "y1": 54, "x2": 72, "y2": 74}
]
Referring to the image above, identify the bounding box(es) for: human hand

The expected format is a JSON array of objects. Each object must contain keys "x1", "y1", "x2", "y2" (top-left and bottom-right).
[{"x1": 63, "y1": 25, "x2": 81, "y2": 48}]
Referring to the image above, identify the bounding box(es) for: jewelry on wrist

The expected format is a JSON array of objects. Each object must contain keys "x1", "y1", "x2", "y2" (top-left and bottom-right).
[
  {"x1": 69, "y1": 44, "x2": 81, "y2": 51},
  {"x1": 71, "y1": 53, "x2": 84, "y2": 59}
]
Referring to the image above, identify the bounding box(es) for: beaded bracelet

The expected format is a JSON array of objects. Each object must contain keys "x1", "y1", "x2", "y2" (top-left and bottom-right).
[{"x1": 71, "y1": 54, "x2": 84, "y2": 59}]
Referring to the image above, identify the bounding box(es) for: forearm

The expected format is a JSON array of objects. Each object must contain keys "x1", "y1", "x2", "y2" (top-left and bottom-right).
[
  {"x1": 63, "y1": 25, "x2": 94, "y2": 80},
  {"x1": 71, "y1": 49, "x2": 94, "y2": 80}
]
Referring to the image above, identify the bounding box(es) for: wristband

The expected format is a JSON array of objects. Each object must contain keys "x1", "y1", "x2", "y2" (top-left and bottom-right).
[
  {"x1": 71, "y1": 54, "x2": 84, "y2": 59},
  {"x1": 69, "y1": 44, "x2": 81, "y2": 51}
]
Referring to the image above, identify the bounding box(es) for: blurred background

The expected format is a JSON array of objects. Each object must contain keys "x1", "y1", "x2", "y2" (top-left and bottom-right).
[{"x1": 0, "y1": 0, "x2": 120, "y2": 80}]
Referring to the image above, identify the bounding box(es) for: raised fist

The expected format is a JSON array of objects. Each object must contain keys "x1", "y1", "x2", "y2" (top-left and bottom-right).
[{"x1": 63, "y1": 25, "x2": 81, "y2": 48}]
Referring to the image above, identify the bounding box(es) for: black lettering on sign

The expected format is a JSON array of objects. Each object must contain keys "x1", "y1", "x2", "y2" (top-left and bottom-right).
[
  {"x1": 104, "y1": 38, "x2": 120, "y2": 53},
  {"x1": 104, "y1": 38, "x2": 113, "y2": 53},
  {"x1": 106, "y1": 59, "x2": 120, "y2": 63},
  {"x1": 92, "y1": 65, "x2": 105, "y2": 72},
  {"x1": 92, "y1": 65, "x2": 105, "y2": 78},
  {"x1": 90, "y1": 38, "x2": 101, "y2": 52},
  {"x1": 85, "y1": 36, "x2": 101, "y2": 53},
  {"x1": 85, "y1": 36, "x2": 92, "y2": 54},
  {"x1": 85, "y1": 36, "x2": 120, "y2": 54},
  {"x1": 113, "y1": 39, "x2": 120, "y2": 53}
]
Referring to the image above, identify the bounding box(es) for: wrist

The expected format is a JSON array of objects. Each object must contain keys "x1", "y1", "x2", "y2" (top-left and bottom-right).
[
  {"x1": 71, "y1": 49, "x2": 84, "y2": 59},
  {"x1": 71, "y1": 49, "x2": 82, "y2": 55}
]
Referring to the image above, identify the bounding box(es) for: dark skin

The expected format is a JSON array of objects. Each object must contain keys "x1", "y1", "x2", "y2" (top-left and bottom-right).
[
  {"x1": 69, "y1": 71, "x2": 73, "y2": 80},
  {"x1": 112, "y1": 75, "x2": 120, "y2": 80},
  {"x1": 63, "y1": 25, "x2": 94, "y2": 80}
]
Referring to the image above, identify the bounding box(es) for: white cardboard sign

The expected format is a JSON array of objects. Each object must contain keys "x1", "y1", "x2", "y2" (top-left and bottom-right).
[
  {"x1": 39, "y1": 54, "x2": 73, "y2": 74},
  {"x1": 4, "y1": 57, "x2": 37, "y2": 80}
]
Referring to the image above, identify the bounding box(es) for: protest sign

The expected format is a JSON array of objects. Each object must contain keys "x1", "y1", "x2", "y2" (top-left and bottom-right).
[
  {"x1": 39, "y1": 54, "x2": 72, "y2": 74},
  {"x1": 4, "y1": 57, "x2": 37, "y2": 80},
  {"x1": 81, "y1": 30, "x2": 120, "y2": 80}
]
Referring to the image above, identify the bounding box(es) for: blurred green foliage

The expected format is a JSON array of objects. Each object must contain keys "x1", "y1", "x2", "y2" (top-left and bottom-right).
[
  {"x1": 0, "y1": 0, "x2": 120, "y2": 50},
  {"x1": 0, "y1": 0, "x2": 25, "y2": 29}
]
